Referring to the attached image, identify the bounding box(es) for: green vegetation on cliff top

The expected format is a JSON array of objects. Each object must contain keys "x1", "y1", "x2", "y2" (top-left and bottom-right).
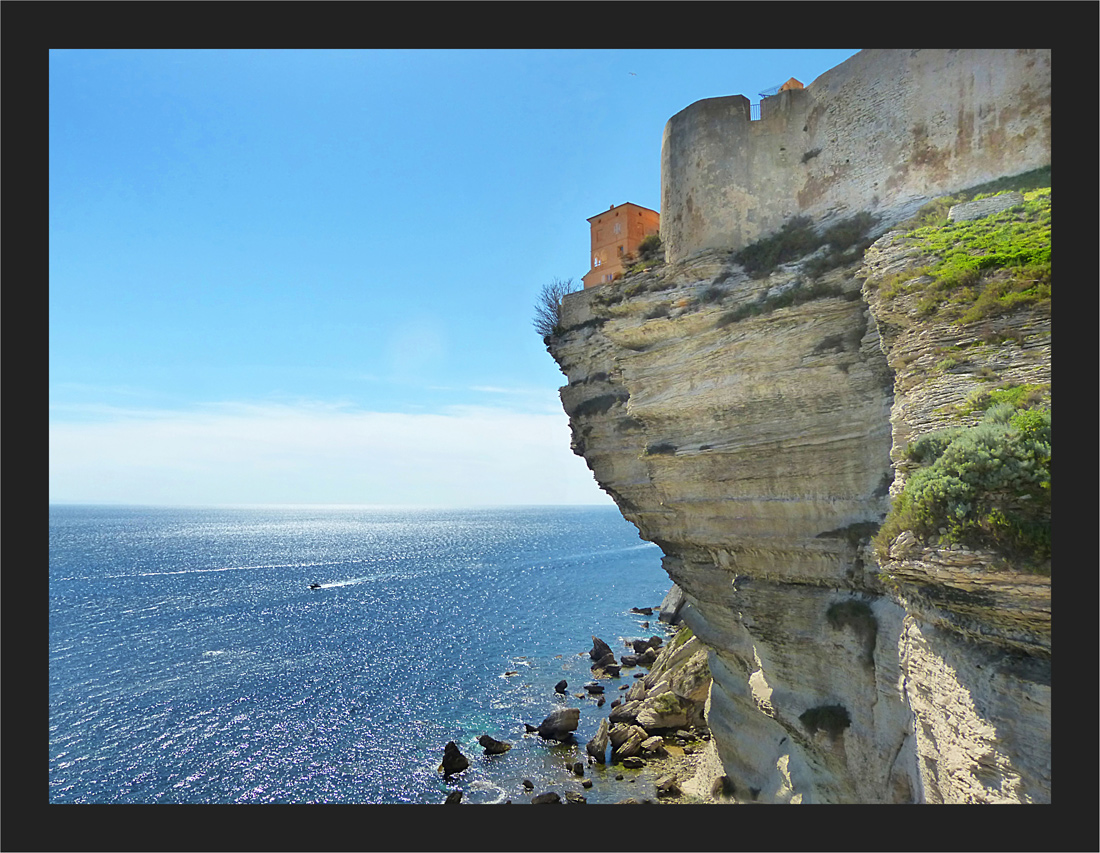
[{"x1": 873, "y1": 173, "x2": 1051, "y2": 326}]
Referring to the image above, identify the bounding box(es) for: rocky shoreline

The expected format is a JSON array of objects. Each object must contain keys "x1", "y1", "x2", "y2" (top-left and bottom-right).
[{"x1": 438, "y1": 587, "x2": 727, "y2": 804}]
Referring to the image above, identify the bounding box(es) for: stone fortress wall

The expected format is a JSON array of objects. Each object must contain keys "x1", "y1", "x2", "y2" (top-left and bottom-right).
[{"x1": 660, "y1": 49, "x2": 1051, "y2": 263}]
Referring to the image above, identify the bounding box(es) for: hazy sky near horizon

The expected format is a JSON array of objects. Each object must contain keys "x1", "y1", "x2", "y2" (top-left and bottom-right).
[{"x1": 50, "y1": 48, "x2": 861, "y2": 507}]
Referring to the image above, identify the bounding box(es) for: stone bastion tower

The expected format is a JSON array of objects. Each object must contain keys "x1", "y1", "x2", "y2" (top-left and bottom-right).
[{"x1": 660, "y1": 49, "x2": 1051, "y2": 264}]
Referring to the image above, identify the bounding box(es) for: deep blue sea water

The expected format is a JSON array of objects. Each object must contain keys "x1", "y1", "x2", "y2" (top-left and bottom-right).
[{"x1": 48, "y1": 504, "x2": 674, "y2": 804}]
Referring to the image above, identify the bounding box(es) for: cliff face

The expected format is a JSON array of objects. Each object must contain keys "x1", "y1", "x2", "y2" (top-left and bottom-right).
[
  {"x1": 548, "y1": 207, "x2": 1050, "y2": 802},
  {"x1": 859, "y1": 212, "x2": 1051, "y2": 803}
]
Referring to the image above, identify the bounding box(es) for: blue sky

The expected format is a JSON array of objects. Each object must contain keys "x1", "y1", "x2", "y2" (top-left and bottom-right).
[{"x1": 49, "y1": 48, "x2": 861, "y2": 507}]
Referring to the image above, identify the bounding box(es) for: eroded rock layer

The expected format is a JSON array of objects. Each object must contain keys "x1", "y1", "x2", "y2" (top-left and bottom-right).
[{"x1": 548, "y1": 238, "x2": 1050, "y2": 803}]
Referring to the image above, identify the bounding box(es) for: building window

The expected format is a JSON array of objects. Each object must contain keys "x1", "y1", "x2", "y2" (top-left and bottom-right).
[
  {"x1": 594, "y1": 257, "x2": 602, "y2": 267},
  {"x1": 613, "y1": 222, "x2": 622, "y2": 235}
]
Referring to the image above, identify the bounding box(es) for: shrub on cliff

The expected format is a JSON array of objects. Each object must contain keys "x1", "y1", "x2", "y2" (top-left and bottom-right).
[
  {"x1": 637, "y1": 234, "x2": 663, "y2": 262},
  {"x1": 734, "y1": 212, "x2": 877, "y2": 280},
  {"x1": 714, "y1": 279, "x2": 853, "y2": 328},
  {"x1": 533, "y1": 278, "x2": 580, "y2": 340},
  {"x1": 733, "y1": 216, "x2": 818, "y2": 278},
  {"x1": 624, "y1": 235, "x2": 665, "y2": 275},
  {"x1": 875, "y1": 404, "x2": 1051, "y2": 570}
]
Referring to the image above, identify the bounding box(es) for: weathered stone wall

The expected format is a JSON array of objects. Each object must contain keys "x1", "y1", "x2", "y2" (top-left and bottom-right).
[{"x1": 660, "y1": 49, "x2": 1051, "y2": 262}]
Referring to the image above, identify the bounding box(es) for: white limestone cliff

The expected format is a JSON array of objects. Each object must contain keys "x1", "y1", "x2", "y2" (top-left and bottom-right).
[{"x1": 547, "y1": 229, "x2": 1050, "y2": 803}]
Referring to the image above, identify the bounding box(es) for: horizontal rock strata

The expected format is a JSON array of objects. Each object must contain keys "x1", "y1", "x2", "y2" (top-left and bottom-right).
[{"x1": 549, "y1": 235, "x2": 1050, "y2": 803}]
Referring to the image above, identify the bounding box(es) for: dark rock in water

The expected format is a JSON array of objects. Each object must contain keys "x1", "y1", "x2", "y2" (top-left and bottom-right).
[
  {"x1": 586, "y1": 718, "x2": 610, "y2": 764},
  {"x1": 524, "y1": 724, "x2": 540, "y2": 733},
  {"x1": 621, "y1": 756, "x2": 646, "y2": 769},
  {"x1": 536, "y1": 707, "x2": 580, "y2": 740},
  {"x1": 631, "y1": 636, "x2": 665, "y2": 656},
  {"x1": 597, "y1": 696, "x2": 605, "y2": 707},
  {"x1": 597, "y1": 663, "x2": 621, "y2": 677},
  {"x1": 522, "y1": 779, "x2": 535, "y2": 790},
  {"x1": 554, "y1": 679, "x2": 568, "y2": 694},
  {"x1": 572, "y1": 761, "x2": 585, "y2": 776},
  {"x1": 610, "y1": 699, "x2": 621, "y2": 710},
  {"x1": 581, "y1": 779, "x2": 593, "y2": 789},
  {"x1": 641, "y1": 621, "x2": 650, "y2": 629},
  {"x1": 631, "y1": 607, "x2": 653, "y2": 615},
  {"x1": 590, "y1": 636, "x2": 613, "y2": 662},
  {"x1": 478, "y1": 735, "x2": 513, "y2": 755},
  {"x1": 444, "y1": 790, "x2": 463, "y2": 804},
  {"x1": 638, "y1": 647, "x2": 659, "y2": 666},
  {"x1": 564, "y1": 791, "x2": 587, "y2": 804},
  {"x1": 503, "y1": 670, "x2": 519, "y2": 677},
  {"x1": 615, "y1": 774, "x2": 625, "y2": 781},
  {"x1": 531, "y1": 792, "x2": 561, "y2": 804},
  {"x1": 591, "y1": 652, "x2": 617, "y2": 670},
  {"x1": 440, "y1": 741, "x2": 469, "y2": 777},
  {"x1": 584, "y1": 682, "x2": 604, "y2": 694},
  {"x1": 620, "y1": 654, "x2": 638, "y2": 667},
  {"x1": 656, "y1": 776, "x2": 681, "y2": 798}
]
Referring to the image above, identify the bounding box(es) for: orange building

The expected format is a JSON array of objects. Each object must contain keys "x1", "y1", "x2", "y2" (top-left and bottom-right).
[{"x1": 582, "y1": 202, "x2": 660, "y2": 289}]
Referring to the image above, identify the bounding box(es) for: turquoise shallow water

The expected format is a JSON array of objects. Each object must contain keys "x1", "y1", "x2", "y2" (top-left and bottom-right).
[{"x1": 49, "y1": 504, "x2": 673, "y2": 804}]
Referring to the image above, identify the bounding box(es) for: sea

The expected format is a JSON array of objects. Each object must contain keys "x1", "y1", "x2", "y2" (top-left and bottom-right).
[{"x1": 48, "y1": 504, "x2": 677, "y2": 805}]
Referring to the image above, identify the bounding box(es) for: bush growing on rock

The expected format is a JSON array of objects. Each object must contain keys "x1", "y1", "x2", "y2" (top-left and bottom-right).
[
  {"x1": 875, "y1": 404, "x2": 1051, "y2": 569},
  {"x1": 714, "y1": 279, "x2": 855, "y2": 328},
  {"x1": 733, "y1": 216, "x2": 818, "y2": 277},
  {"x1": 533, "y1": 277, "x2": 580, "y2": 340},
  {"x1": 732, "y1": 212, "x2": 877, "y2": 280},
  {"x1": 637, "y1": 234, "x2": 663, "y2": 262}
]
